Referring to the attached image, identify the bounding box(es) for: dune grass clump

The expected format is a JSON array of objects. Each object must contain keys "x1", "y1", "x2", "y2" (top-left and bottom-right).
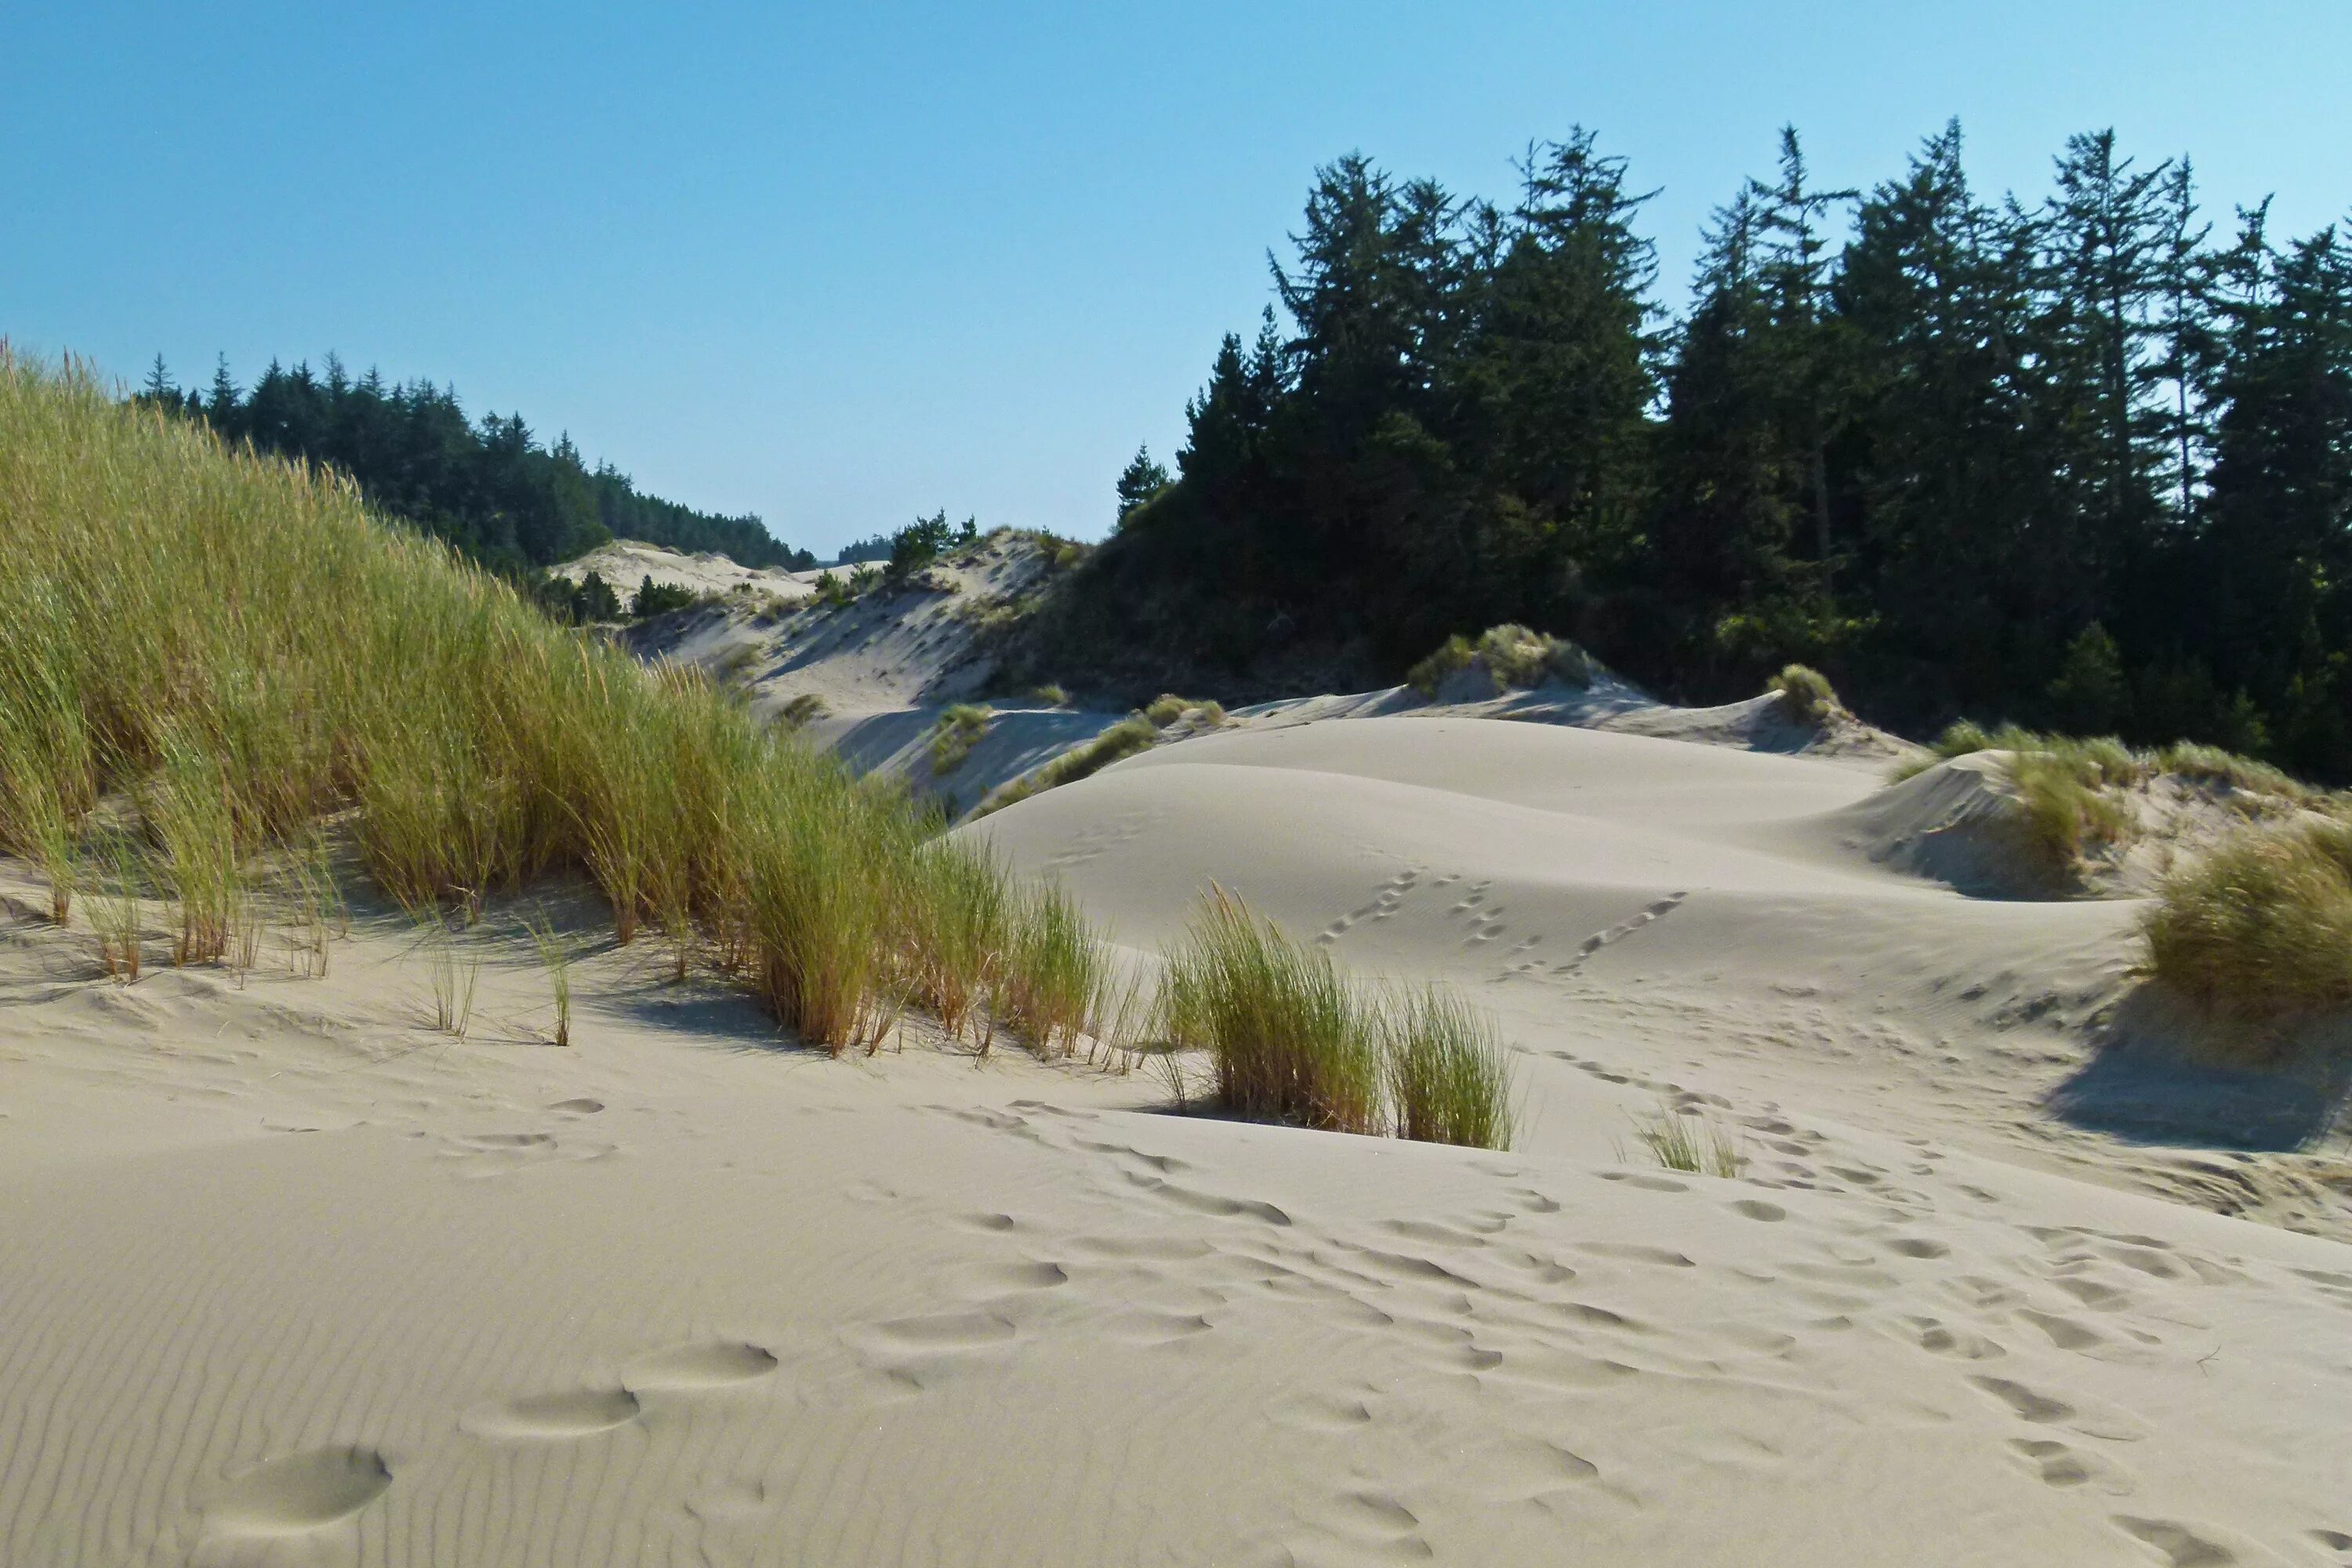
[
  {"x1": 1406, "y1": 624, "x2": 1592, "y2": 699},
  {"x1": 928, "y1": 703, "x2": 992, "y2": 775},
  {"x1": 1032, "y1": 683, "x2": 1069, "y2": 708},
  {"x1": 902, "y1": 837, "x2": 1009, "y2": 1047},
  {"x1": 0, "y1": 351, "x2": 1064, "y2": 1055},
  {"x1": 997, "y1": 879, "x2": 1131, "y2": 1060},
  {"x1": 528, "y1": 916, "x2": 574, "y2": 1047},
  {"x1": 1384, "y1": 985, "x2": 1517, "y2": 1149},
  {"x1": 2143, "y1": 822, "x2": 2352, "y2": 1031},
  {"x1": 1767, "y1": 663, "x2": 1840, "y2": 725},
  {"x1": 1160, "y1": 891, "x2": 1384, "y2": 1134},
  {"x1": 1143, "y1": 694, "x2": 1227, "y2": 729},
  {"x1": 1158, "y1": 891, "x2": 1517, "y2": 1148}
]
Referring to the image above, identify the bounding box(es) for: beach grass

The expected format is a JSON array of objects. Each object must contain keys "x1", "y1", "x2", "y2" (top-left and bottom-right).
[{"x1": 0, "y1": 350, "x2": 1111, "y2": 1056}]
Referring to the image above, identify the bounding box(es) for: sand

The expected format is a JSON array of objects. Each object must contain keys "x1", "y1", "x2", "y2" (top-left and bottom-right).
[{"x1": 6, "y1": 703, "x2": 2352, "y2": 1563}]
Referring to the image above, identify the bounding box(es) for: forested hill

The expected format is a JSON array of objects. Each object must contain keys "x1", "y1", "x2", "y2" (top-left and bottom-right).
[
  {"x1": 1073, "y1": 123, "x2": 2352, "y2": 781},
  {"x1": 134, "y1": 356, "x2": 814, "y2": 573}
]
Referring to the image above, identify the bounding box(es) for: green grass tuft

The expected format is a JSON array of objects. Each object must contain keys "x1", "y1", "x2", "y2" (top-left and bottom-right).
[
  {"x1": 927, "y1": 703, "x2": 992, "y2": 775},
  {"x1": 2143, "y1": 822, "x2": 2352, "y2": 1032},
  {"x1": 1627, "y1": 1102, "x2": 1744, "y2": 1178},
  {"x1": 1406, "y1": 624, "x2": 1592, "y2": 699},
  {"x1": 1767, "y1": 663, "x2": 1840, "y2": 725},
  {"x1": 1158, "y1": 890, "x2": 1517, "y2": 1148}
]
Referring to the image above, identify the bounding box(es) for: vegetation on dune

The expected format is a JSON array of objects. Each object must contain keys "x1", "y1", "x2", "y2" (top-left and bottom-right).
[
  {"x1": 0, "y1": 353, "x2": 1084, "y2": 1057},
  {"x1": 1767, "y1": 663, "x2": 1839, "y2": 725},
  {"x1": 1628, "y1": 1103, "x2": 1744, "y2": 1178},
  {"x1": 1159, "y1": 891, "x2": 1518, "y2": 1149},
  {"x1": 974, "y1": 716, "x2": 1160, "y2": 818},
  {"x1": 2143, "y1": 823, "x2": 2352, "y2": 1034},
  {"x1": 927, "y1": 704, "x2": 993, "y2": 775},
  {"x1": 1033, "y1": 121, "x2": 2352, "y2": 787},
  {"x1": 1406, "y1": 625, "x2": 1593, "y2": 699},
  {"x1": 1142, "y1": 694, "x2": 1227, "y2": 728}
]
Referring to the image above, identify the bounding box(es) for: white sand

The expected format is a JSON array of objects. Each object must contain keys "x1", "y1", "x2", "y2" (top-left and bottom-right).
[{"x1": 5, "y1": 712, "x2": 2352, "y2": 1564}]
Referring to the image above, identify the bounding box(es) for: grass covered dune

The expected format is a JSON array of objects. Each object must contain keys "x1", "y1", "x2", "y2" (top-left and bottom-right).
[
  {"x1": 0, "y1": 353, "x2": 1515, "y2": 1142},
  {"x1": 0, "y1": 352, "x2": 1092, "y2": 1054}
]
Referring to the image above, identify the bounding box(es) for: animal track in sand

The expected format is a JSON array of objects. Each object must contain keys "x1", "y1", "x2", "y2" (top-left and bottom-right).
[
  {"x1": 1969, "y1": 1375, "x2": 2074, "y2": 1424},
  {"x1": 1120, "y1": 1170, "x2": 1291, "y2": 1226},
  {"x1": 1730, "y1": 1200, "x2": 1788, "y2": 1222},
  {"x1": 962, "y1": 1259, "x2": 1071, "y2": 1295},
  {"x1": 1268, "y1": 1388, "x2": 1375, "y2": 1432},
  {"x1": 546, "y1": 1097, "x2": 604, "y2": 1113},
  {"x1": 625, "y1": 1341, "x2": 779, "y2": 1390},
  {"x1": 463, "y1": 1388, "x2": 641, "y2": 1440},
  {"x1": 203, "y1": 1446, "x2": 394, "y2": 1537}
]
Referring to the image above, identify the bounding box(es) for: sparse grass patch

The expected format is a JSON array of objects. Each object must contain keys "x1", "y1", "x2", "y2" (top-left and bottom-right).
[
  {"x1": 1032, "y1": 683, "x2": 1069, "y2": 707},
  {"x1": 997, "y1": 879, "x2": 1127, "y2": 1061},
  {"x1": 974, "y1": 716, "x2": 1159, "y2": 818},
  {"x1": 928, "y1": 703, "x2": 992, "y2": 775},
  {"x1": 1626, "y1": 1102, "x2": 1743, "y2": 1177},
  {"x1": 1768, "y1": 663, "x2": 1840, "y2": 725},
  {"x1": 778, "y1": 692, "x2": 828, "y2": 730},
  {"x1": 528, "y1": 916, "x2": 574, "y2": 1046}
]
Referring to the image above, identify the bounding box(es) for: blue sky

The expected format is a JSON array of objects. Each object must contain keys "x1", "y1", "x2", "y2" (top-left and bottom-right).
[{"x1": 5, "y1": 2, "x2": 2346, "y2": 556}]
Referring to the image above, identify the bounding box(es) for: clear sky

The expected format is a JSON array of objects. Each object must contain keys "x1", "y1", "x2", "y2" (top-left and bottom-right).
[{"x1": 5, "y1": 2, "x2": 2346, "y2": 557}]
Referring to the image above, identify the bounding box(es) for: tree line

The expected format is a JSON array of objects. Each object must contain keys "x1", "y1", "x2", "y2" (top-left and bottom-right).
[
  {"x1": 1087, "y1": 123, "x2": 2352, "y2": 778},
  {"x1": 135, "y1": 355, "x2": 815, "y2": 574}
]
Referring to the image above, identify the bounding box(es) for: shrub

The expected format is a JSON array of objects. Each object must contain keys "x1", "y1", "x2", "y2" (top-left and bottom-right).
[
  {"x1": 778, "y1": 692, "x2": 828, "y2": 730},
  {"x1": 927, "y1": 703, "x2": 992, "y2": 775},
  {"x1": 1768, "y1": 663, "x2": 1840, "y2": 725},
  {"x1": 1032, "y1": 683, "x2": 1069, "y2": 708},
  {"x1": 2143, "y1": 822, "x2": 2352, "y2": 1027},
  {"x1": 629, "y1": 575, "x2": 700, "y2": 619}
]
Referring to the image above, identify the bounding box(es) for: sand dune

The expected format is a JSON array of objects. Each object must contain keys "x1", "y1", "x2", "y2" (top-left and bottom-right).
[{"x1": 7, "y1": 703, "x2": 2352, "y2": 1564}]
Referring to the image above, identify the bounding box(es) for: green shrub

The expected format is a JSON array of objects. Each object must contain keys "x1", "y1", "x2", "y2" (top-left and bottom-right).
[
  {"x1": 927, "y1": 703, "x2": 991, "y2": 775},
  {"x1": 2143, "y1": 822, "x2": 2352, "y2": 1028},
  {"x1": 1032, "y1": 683, "x2": 1069, "y2": 707},
  {"x1": 1768, "y1": 663, "x2": 1840, "y2": 724},
  {"x1": 778, "y1": 692, "x2": 828, "y2": 730},
  {"x1": 629, "y1": 575, "x2": 701, "y2": 619}
]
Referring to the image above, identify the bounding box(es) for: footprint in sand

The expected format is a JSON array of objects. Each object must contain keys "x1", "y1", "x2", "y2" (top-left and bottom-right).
[
  {"x1": 625, "y1": 1341, "x2": 779, "y2": 1391},
  {"x1": 2111, "y1": 1516, "x2": 2241, "y2": 1566},
  {"x1": 462, "y1": 1388, "x2": 641, "y2": 1440},
  {"x1": 204, "y1": 1446, "x2": 392, "y2": 1537}
]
